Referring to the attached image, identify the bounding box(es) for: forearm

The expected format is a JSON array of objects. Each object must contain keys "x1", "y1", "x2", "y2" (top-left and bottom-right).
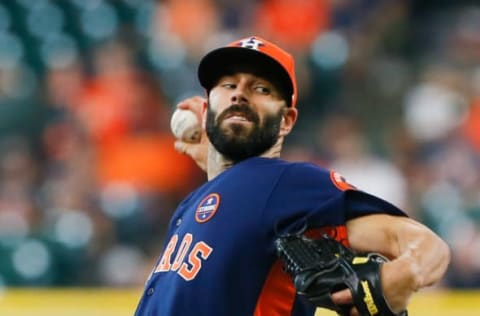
[{"x1": 347, "y1": 214, "x2": 450, "y2": 287}]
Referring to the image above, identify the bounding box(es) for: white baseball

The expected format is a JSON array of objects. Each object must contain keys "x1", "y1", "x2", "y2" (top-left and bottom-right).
[{"x1": 170, "y1": 108, "x2": 202, "y2": 143}]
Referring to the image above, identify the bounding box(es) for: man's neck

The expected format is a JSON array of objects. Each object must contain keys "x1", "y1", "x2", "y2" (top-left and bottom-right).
[
  {"x1": 206, "y1": 140, "x2": 284, "y2": 181},
  {"x1": 206, "y1": 146, "x2": 234, "y2": 180}
]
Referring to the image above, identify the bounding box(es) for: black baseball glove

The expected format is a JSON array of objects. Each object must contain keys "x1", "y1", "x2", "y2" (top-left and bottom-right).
[{"x1": 275, "y1": 233, "x2": 408, "y2": 316}]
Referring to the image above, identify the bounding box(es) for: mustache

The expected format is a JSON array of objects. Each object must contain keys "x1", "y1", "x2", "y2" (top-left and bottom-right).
[{"x1": 217, "y1": 104, "x2": 259, "y2": 124}]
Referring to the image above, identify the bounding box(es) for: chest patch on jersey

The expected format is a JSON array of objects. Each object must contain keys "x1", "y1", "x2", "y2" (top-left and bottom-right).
[{"x1": 195, "y1": 193, "x2": 220, "y2": 223}]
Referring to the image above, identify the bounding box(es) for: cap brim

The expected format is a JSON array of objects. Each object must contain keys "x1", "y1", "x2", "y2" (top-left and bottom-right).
[{"x1": 198, "y1": 47, "x2": 293, "y2": 99}]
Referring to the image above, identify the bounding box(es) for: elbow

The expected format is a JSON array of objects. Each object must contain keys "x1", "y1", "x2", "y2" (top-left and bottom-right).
[
  {"x1": 420, "y1": 233, "x2": 451, "y2": 288},
  {"x1": 437, "y1": 237, "x2": 451, "y2": 278}
]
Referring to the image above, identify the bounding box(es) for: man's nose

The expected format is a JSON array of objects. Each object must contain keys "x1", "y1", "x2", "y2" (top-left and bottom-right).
[{"x1": 230, "y1": 86, "x2": 248, "y2": 104}]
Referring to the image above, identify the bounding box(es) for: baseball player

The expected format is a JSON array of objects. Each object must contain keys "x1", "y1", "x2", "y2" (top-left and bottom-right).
[{"x1": 134, "y1": 36, "x2": 450, "y2": 316}]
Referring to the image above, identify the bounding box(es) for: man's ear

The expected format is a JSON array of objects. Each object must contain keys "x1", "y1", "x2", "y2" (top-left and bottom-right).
[{"x1": 279, "y1": 107, "x2": 298, "y2": 137}]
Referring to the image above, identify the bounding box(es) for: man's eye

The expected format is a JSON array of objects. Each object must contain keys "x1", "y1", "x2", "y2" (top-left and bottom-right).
[
  {"x1": 255, "y1": 86, "x2": 270, "y2": 94},
  {"x1": 221, "y1": 83, "x2": 236, "y2": 89}
]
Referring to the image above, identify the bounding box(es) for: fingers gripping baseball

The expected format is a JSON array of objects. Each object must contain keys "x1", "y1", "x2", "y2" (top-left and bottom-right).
[
  {"x1": 170, "y1": 97, "x2": 204, "y2": 143},
  {"x1": 171, "y1": 96, "x2": 209, "y2": 171}
]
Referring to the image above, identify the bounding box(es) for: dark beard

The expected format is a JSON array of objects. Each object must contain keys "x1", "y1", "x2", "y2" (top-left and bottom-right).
[{"x1": 206, "y1": 103, "x2": 283, "y2": 163}]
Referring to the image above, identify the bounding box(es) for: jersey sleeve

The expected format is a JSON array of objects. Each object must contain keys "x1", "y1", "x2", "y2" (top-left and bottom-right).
[
  {"x1": 262, "y1": 162, "x2": 407, "y2": 236},
  {"x1": 344, "y1": 190, "x2": 407, "y2": 219}
]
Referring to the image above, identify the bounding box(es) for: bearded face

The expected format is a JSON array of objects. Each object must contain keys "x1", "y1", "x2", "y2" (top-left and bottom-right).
[{"x1": 206, "y1": 103, "x2": 284, "y2": 162}]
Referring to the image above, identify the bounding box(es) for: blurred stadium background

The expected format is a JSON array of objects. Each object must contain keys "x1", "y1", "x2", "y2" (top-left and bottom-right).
[{"x1": 0, "y1": 0, "x2": 479, "y2": 314}]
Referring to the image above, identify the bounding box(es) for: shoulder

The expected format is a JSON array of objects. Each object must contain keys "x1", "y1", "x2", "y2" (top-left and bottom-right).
[
  {"x1": 251, "y1": 158, "x2": 331, "y2": 176},
  {"x1": 232, "y1": 158, "x2": 355, "y2": 194},
  {"x1": 277, "y1": 160, "x2": 354, "y2": 191}
]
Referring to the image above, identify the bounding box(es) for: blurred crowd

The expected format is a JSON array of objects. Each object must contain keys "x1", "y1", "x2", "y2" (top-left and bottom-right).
[{"x1": 0, "y1": 0, "x2": 479, "y2": 289}]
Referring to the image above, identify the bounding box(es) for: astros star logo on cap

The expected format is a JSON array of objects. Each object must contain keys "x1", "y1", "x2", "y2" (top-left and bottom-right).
[{"x1": 238, "y1": 37, "x2": 265, "y2": 50}]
